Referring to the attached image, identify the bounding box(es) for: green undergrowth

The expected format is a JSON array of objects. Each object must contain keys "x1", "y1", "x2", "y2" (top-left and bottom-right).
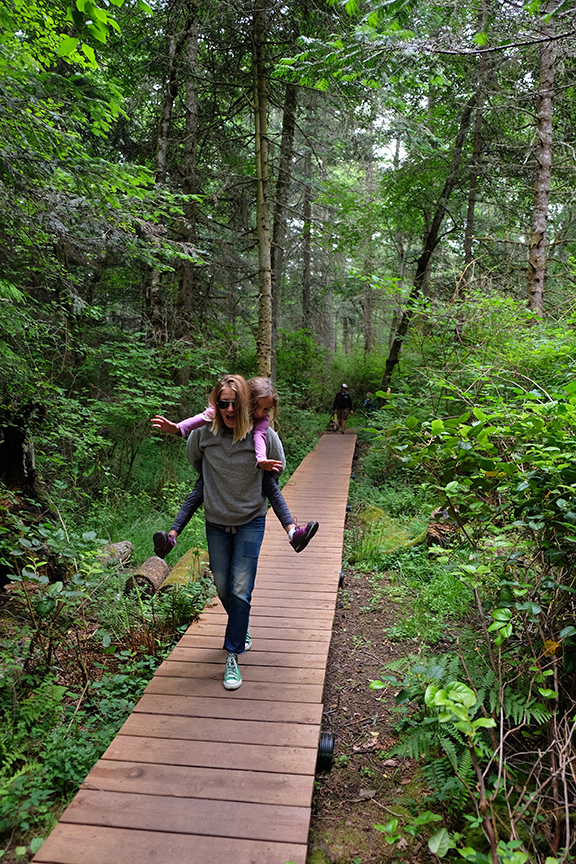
[{"x1": 343, "y1": 368, "x2": 576, "y2": 861}]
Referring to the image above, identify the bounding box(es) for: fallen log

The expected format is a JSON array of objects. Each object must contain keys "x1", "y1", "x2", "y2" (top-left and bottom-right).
[
  {"x1": 161, "y1": 547, "x2": 210, "y2": 590},
  {"x1": 126, "y1": 556, "x2": 169, "y2": 594}
]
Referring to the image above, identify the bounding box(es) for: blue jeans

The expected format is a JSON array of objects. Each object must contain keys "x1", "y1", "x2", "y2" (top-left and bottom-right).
[{"x1": 205, "y1": 516, "x2": 266, "y2": 655}]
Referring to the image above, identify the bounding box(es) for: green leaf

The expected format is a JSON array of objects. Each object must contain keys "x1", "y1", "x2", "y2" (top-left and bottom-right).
[
  {"x1": 538, "y1": 688, "x2": 559, "y2": 699},
  {"x1": 137, "y1": 0, "x2": 154, "y2": 13},
  {"x1": 492, "y1": 607, "x2": 512, "y2": 621},
  {"x1": 374, "y1": 819, "x2": 398, "y2": 834},
  {"x1": 446, "y1": 681, "x2": 476, "y2": 708},
  {"x1": 58, "y1": 35, "x2": 79, "y2": 56},
  {"x1": 29, "y1": 839, "x2": 44, "y2": 854},
  {"x1": 472, "y1": 717, "x2": 497, "y2": 729},
  {"x1": 431, "y1": 419, "x2": 445, "y2": 434},
  {"x1": 428, "y1": 827, "x2": 451, "y2": 857},
  {"x1": 472, "y1": 31, "x2": 489, "y2": 45},
  {"x1": 82, "y1": 43, "x2": 96, "y2": 64}
]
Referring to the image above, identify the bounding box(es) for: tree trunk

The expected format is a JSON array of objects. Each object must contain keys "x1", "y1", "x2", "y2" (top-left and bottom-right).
[
  {"x1": 146, "y1": 33, "x2": 178, "y2": 342},
  {"x1": 253, "y1": 1, "x2": 273, "y2": 378},
  {"x1": 302, "y1": 150, "x2": 312, "y2": 330},
  {"x1": 389, "y1": 136, "x2": 404, "y2": 349},
  {"x1": 527, "y1": 4, "x2": 556, "y2": 318},
  {"x1": 381, "y1": 96, "x2": 476, "y2": 391},
  {"x1": 317, "y1": 160, "x2": 335, "y2": 354},
  {"x1": 457, "y1": 65, "x2": 485, "y2": 343},
  {"x1": 342, "y1": 315, "x2": 350, "y2": 354},
  {"x1": 363, "y1": 154, "x2": 375, "y2": 353},
  {"x1": 177, "y1": 4, "x2": 200, "y2": 350},
  {"x1": 270, "y1": 82, "x2": 297, "y2": 381}
]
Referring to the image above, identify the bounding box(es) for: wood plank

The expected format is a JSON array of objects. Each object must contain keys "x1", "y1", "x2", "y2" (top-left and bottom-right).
[
  {"x1": 195, "y1": 614, "x2": 334, "y2": 630},
  {"x1": 178, "y1": 634, "x2": 331, "y2": 655},
  {"x1": 144, "y1": 675, "x2": 324, "y2": 703},
  {"x1": 203, "y1": 602, "x2": 335, "y2": 616},
  {"x1": 187, "y1": 622, "x2": 333, "y2": 640},
  {"x1": 167, "y1": 645, "x2": 328, "y2": 668},
  {"x1": 102, "y1": 735, "x2": 318, "y2": 774},
  {"x1": 81, "y1": 759, "x2": 314, "y2": 807},
  {"x1": 102, "y1": 735, "x2": 316, "y2": 775},
  {"x1": 118, "y1": 712, "x2": 323, "y2": 748},
  {"x1": 252, "y1": 589, "x2": 338, "y2": 601},
  {"x1": 133, "y1": 693, "x2": 323, "y2": 724},
  {"x1": 61, "y1": 789, "x2": 311, "y2": 844},
  {"x1": 156, "y1": 660, "x2": 324, "y2": 685},
  {"x1": 35, "y1": 824, "x2": 307, "y2": 864}
]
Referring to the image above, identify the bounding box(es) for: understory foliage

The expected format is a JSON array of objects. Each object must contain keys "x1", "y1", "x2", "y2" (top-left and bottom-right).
[
  {"x1": 0, "y1": 514, "x2": 215, "y2": 855},
  {"x1": 362, "y1": 328, "x2": 576, "y2": 864}
]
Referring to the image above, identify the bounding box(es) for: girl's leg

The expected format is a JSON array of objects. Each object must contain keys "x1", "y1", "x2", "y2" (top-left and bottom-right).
[
  {"x1": 153, "y1": 474, "x2": 204, "y2": 558},
  {"x1": 261, "y1": 473, "x2": 293, "y2": 528},
  {"x1": 171, "y1": 473, "x2": 204, "y2": 534},
  {"x1": 261, "y1": 473, "x2": 319, "y2": 553}
]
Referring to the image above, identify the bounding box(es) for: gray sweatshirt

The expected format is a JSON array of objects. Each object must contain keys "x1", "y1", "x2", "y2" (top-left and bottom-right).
[{"x1": 186, "y1": 425, "x2": 285, "y2": 526}]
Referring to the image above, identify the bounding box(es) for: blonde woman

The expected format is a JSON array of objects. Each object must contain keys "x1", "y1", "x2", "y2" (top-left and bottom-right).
[
  {"x1": 152, "y1": 374, "x2": 318, "y2": 689},
  {"x1": 151, "y1": 376, "x2": 318, "y2": 559}
]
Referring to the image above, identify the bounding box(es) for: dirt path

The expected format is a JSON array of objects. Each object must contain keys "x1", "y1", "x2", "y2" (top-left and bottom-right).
[{"x1": 307, "y1": 562, "x2": 429, "y2": 864}]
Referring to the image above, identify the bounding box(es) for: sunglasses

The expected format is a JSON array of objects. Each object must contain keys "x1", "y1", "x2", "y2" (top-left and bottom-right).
[{"x1": 217, "y1": 399, "x2": 236, "y2": 409}]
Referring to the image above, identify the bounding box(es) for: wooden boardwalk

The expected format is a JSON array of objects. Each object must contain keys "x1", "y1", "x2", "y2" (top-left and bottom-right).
[{"x1": 35, "y1": 432, "x2": 357, "y2": 864}]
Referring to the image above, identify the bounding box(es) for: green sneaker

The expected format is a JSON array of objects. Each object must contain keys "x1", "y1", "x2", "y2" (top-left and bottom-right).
[
  {"x1": 245, "y1": 631, "x2": 252, "y2": 651},
  {"x1": 223, "y1": 653, "x2": 242, "y2": 690}
]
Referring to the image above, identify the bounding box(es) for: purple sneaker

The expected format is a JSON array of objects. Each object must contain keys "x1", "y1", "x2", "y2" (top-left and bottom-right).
[
  {"x1": 289, "y1": 520, "x2": 319, "y2": 553},
  {"x1": 153, "y1": 531, "x2": 176, "y2": 559}
]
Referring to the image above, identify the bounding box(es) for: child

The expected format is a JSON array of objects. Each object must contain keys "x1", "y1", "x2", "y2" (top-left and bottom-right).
[{"x1": 150, "y1": 376, "x2": 319, "y2": 558}]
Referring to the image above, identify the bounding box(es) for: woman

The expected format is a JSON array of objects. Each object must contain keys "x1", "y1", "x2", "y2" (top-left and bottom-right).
[{"x1": 186, "y1": 374, "x2": 286, "y2": 690}]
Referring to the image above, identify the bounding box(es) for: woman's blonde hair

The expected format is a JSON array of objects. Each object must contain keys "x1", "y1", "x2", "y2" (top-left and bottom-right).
[
  {"x1": 248, "y1": 377, "x2": 279, "y2": 423},
  {"x1": 209, "y1": 375, "x2": 252, "y2": 442}
]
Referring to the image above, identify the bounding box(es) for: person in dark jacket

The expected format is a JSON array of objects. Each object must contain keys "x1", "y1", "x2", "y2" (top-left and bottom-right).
[{"x1": 332, "y1": 384, "x2": 353, "y2": 435}]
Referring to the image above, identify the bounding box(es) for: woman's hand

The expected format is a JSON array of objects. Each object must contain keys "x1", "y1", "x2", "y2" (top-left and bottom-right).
[
  {"x1": 257, "y1": 458, "x2": 283, "y2": 473},
  {"x1": 150, "y1": 415, "x2": 179, "y2": 435}
]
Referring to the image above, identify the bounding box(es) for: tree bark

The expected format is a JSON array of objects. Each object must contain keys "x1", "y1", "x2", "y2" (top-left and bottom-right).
[
  {"x1": 177, "y1": 3, "x2": 200, "y2": 347},
  {"x1": 302, "y1": 150, "x2": 312, "y2": 330},
  {"x1": 363, "y1": 154, "x2": 375, "y2": 353},
  {"x1": 270, "y1": 82, "x2": 297, "y2": 381},
  {"x1": 527, "y1": 4, "x2": 556, "y2": 319},
  {"x1": 253, "y1": 1, "x2": 273, "y2": 378},
  {"x1": 381, "y1": 96, "x2": 476, "y2": 390},
  {"x1": 146, "y1": 32, "x2": 178, "y2": 342},
  {"x1": 457, "y1": 65, "x2": 485, "y2": 343}
]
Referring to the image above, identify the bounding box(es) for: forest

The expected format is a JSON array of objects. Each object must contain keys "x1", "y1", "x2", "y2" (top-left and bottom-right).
[{"x1": 1, "y1": 0, "x2": 576, "y2": 861}]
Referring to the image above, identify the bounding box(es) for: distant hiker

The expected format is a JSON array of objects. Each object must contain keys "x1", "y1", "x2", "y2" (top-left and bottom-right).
[
  {"x1": 150, "y1": 375, "x2": 318, "y2": 555},
  {"x1": 363, "y1": 392, "x2": 377, "y2": 414},
  {"x1": 332, "y1": 384, "x2": 353, "y2": 435}
]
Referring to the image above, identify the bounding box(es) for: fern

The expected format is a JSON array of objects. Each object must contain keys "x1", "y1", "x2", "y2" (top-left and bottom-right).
[
  {"x1": 458, "y1": 747, "x2": 474, "y2": 788},
  {"x1": 392, "y1": 727, "x2": 437, "y2": 759},
  {"x1": 439, "y1": 735, "x2": 459, "y2": 770},
  {"x1": 424, "y1": 756, "x2": 471, "y2": 811},
  {"x1": 500, "y1": 688, "x2": 551, "y2": 725},
  {"x1": 0, "y1": 280, "x2": 24, "y2": 303}
]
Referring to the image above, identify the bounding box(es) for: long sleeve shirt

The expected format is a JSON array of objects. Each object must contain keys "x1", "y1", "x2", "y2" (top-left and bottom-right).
[
  {"x1": 185, "y1": 425, "x2": 285, "y2": 526},
  {"x1": 176, "y1": 408, "x2": 270, "y2": 465}
]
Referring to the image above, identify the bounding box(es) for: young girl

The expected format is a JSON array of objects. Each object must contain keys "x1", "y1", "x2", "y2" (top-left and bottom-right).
[{"x1": 150, "y1": 376, "x2": 319, "y2": 558}]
